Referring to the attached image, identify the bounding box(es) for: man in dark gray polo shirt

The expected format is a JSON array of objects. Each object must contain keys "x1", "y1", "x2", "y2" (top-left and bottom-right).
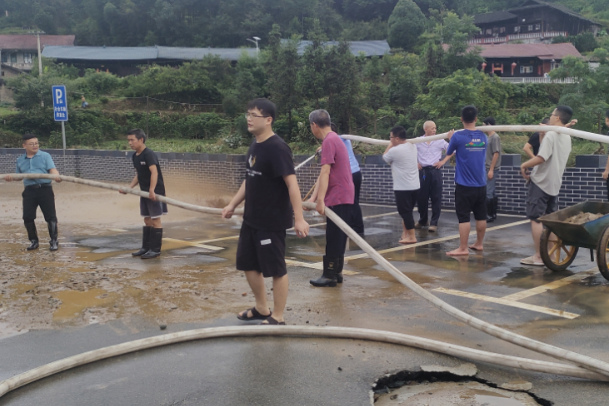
[{"x1": 482, "y1": 117, "x2": 501, "y2": 223}]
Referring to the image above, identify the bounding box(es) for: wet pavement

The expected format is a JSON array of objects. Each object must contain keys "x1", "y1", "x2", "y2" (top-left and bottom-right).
[{"x1": 1, "y1": 182, "x2": 609, "y2": 404}]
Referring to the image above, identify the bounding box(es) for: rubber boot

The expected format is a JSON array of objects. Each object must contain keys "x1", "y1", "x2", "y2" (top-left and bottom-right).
[
  {"x1": 141, "y1": 228, "x2": 162, "y2": 259},
  {"x1": 24, "y1": 222, "x2": 39, "y2": 251},
  {"x1": 310, "y1": 256, "x2": 338, "y2": 287},
  {"x1": 486, "y1": 198, "x2": 495, "y2": 223},
  {"x1": 48, "y1": 221, "x2": 59, "y2": 251},
  {"x1": 336, "y1": 256, "x2": 344, "y2": 284},
  {"x1": 492, "y1": 197, "x2": 499, "y2": 221},
  {"x1": 132, "y1": 226, "x2": 152, "y2": 256}
]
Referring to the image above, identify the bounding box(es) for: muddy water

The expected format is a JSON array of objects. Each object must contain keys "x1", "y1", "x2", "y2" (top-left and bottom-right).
[{"x1": 0, "y1": 180, "x2": 251, "y2": 338}]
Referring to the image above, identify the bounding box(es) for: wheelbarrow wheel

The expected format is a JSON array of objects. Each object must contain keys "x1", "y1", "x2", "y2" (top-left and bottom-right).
[
  {"x1": 595, "y1": 225, "x2": 609, "y2": 281},
  {"x1": 540, "y1": 227, "x2": 578, "y2": 272}
]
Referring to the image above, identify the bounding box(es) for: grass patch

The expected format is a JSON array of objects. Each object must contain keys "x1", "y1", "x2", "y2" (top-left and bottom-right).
[{"x1": 0, "y1": 107, "x2": 19, "y2": 118}]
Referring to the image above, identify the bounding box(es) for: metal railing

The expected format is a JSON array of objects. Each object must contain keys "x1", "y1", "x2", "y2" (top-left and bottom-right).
[
  {"x1": 499, "y1": 76, "x2": 576, "y2": 84},
  {"x1": 469, "y1": 31, "x2": 568, "y2": 44}
]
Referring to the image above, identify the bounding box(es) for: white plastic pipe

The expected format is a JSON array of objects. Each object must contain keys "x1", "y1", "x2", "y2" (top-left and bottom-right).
[
  {"x1": 304, "y1": 202, "x2": 609, "y2": 378},
  {"x1": 294, "y1": 154, "x2": 317, "y2": 170},
  {"x1": 0, "y1": 173, "x2": 243, "y2": 215},
  {"x1": 0, "y1": 325, "x2": 606, "y2": 399},
  {"x1": 342, "y1": 125, "x2": 609, "y2": 146}
]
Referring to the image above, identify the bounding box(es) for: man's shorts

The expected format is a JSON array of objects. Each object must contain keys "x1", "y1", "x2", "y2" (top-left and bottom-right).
[
  {"x1": 526, "y1": 182, "x2": 558, "y2": 222},
  {"x1": 236, "y1": 222, "x2": 287, "y2": 278},
  {"x1": 140, "y1": 197, "x2": 168, "y2": 219},
  {"x1": 455, "y1": 184, "x2": 487, "y2": 223}
]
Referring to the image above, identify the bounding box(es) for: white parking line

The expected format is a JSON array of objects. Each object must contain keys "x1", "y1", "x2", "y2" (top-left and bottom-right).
[
  {"x1": 502, "y1": 268, "x2": 599, "y2": 301},
  {"x1": 434, "y1": 287, "x2": 580, "y2": 319}
]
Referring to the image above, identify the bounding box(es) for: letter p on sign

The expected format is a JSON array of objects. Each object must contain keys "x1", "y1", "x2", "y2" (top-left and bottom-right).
[{"x1": 55, "y1": 88, "x2": 63, "y2": 105}]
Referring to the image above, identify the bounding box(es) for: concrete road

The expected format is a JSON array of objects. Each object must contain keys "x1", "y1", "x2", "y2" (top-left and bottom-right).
[{"x1": 2, "y1": 203, "x2": 609, "y2": 405}]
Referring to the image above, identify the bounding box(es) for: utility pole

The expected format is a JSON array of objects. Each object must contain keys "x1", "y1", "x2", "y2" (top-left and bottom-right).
[
  {"x1": 246, "y1": 36, "x2": 261, "y2": 56},
  {"x1": 37, "y1": 32, "x2": 43, "y2": 76}
]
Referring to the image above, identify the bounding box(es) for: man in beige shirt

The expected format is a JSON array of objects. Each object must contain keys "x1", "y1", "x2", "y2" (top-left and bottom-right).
[{"x1": 519, "y1": 105, "x2": 573, "y2": 266}]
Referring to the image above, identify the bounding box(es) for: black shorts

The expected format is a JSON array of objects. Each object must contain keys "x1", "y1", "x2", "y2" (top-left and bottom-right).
[
  {"x1": 526, "y1": 182, "x2": 558, "y2": 222},
  {"x1": 394, "y1": 190, "x2": 419, "y2": 230},
  {"x1": 236, "y1": 222, "x2": 287, "y2": 278},
  {"x1": 140, "y1": 197, "x2": 168, "y2": 219},
  {"x1": 455, "y1": 184, "x2": 487, "y2": 223}
]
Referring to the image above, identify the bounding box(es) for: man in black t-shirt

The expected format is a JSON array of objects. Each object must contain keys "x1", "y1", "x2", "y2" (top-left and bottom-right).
[
  {"x1": 524, "y1": 117, "x2": 578, "y2": 158},
  {"x1": 523, "y1": 117, "x2": 549, "y2": 159},
  {"x1": 222, "y1": 99, "x2": 309, "y2": 326},
  {"x1": 120, "y1": 128, "x2": 168, "y2": 259}
]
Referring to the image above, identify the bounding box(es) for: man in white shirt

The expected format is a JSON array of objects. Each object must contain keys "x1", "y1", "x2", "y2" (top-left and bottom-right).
[
  {"x1": 383, "y1": 126, "x2": 420, "y2": 244},
  {"x1": 415, "y1": 121, "x2": 453, "y2": 232},
  {"x1": 520, "y1": 105, "x2": 573, "y2": 266}
]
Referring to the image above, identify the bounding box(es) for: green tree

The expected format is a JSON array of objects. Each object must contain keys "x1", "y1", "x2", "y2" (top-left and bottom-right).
[
  {"x1": 414, "y1": 69, "x2": 510, "y2": 130},
  {"x1": 387, "y1": 0, "x2": 426, "y2": 51},
  {"x1": 265, "y1": 24, "x2": 302, "y2": 139},
  {"x1": 551, "y1": 55, "x2": 609, "y2": 151},
  {"x1": 325, "y1": 40, "x2": 360, "y2": 132},
  {"x1": 385, "y1": 53, "x2": 421, "y2": 112},
  {"x1": 298, "y1": 19, "x2": 328, "y2": 108},
  {"x1": 418, "y1": 11, "x2": 481, "y2": 87},
  {"x1": 363, "y1": 57, "x2": 388, "y2": 134},
  {"x1": 342, "y1": 0, "x2": 399, "y2": 21}
]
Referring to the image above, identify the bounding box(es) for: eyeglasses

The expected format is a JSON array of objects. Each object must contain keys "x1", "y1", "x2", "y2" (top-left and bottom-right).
[{"x1": 244, "y1": 113, "x2": 269, "y2": 119}]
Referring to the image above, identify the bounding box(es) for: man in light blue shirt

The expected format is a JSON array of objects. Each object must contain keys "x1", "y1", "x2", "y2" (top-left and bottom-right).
[
  {"x1": 334, "y1": 123, "x2": 365, "y2": 236},
  {"x1": 4, "y1": 134, "x2": 62, "y2": 251}
]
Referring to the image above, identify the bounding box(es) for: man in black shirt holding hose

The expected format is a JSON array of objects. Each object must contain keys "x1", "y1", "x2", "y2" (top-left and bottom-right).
[
  {"x1": 222, "y1": 99, "x2": 309, "y2": 325},
  {"x1": 120, "y1": 128, "x2": 168, "y2": 259}
]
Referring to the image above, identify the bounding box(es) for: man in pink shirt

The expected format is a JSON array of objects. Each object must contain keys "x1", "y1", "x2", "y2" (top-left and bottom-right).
[{"x1": 309, "y1": 109, "x2": 355, "y2": 287}]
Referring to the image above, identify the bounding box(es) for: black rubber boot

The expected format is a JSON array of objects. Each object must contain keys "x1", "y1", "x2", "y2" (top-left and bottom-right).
[
  {"x1": 48, "y1": 221, "x2": 59, "y2": 251},
  {"x1": 132, "y1": 226, "x2": 152, "y2": 256},
  {"x1": 492, "y1": 197, "x2": 499, "y2": 221},
  {"x1": 141, "y1": 228, "x2": 162, "y2": 259},
  {"x1": 24, "y1": 222, "x2": 39, "y2": 251},
  {"x1": 486, "y1": 198, "x2": 495, "y2": 223},
  {"x1": 310, "y1": 256, "x2": 338, "y2": 287},
  {"x1": 336, "y1": 256, "x2": 344, "y2": 284}
]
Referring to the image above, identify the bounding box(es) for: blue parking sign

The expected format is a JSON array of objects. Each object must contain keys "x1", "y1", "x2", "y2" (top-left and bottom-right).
[{"x1": 52, "y1": 85, "x2": 68, "y2": 122}]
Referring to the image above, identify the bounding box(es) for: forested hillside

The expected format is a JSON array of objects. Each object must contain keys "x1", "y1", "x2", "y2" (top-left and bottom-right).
[
  {"x1": 0, "y1": 0, "x2": 608, "y2": 160},
  {"x1": 0, "y1": 0, "x2": 606, "y2": 47}
]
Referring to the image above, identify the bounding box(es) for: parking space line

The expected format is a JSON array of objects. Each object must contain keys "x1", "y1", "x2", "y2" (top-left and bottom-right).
[
  {"x1": 434, "y1": 287, "x2": 580, "y2": 319},
  {"x1": 162, "y1": 238, "x2": 224, "y2": 252},
  {"x1": 189, "y1": 211, "x2": 399, "y2": 245},
  {"x1": 285, "y1": 259, "x2": 323, "y2": 270},
  {"x1": 501, "y1": 268, "x2": 599, "y2": 301},
  {"x1": 341, "y1": 219, "x2": 530, "y2": 262}
]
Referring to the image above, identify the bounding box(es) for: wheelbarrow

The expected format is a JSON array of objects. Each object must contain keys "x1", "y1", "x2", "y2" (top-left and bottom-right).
[{"x1": 538, "y1": 201, "x2": 609, "y2": 280}]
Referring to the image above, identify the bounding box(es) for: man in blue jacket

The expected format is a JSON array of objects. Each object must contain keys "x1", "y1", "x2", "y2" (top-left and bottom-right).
[{"x1": 4, "y1": 134, "x2": 62, "y2": 251}]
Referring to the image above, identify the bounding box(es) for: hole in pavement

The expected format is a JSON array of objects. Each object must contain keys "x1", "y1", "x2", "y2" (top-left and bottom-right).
[{"x1": 372, "y1": 369, "x2": 551, "y2": 405}]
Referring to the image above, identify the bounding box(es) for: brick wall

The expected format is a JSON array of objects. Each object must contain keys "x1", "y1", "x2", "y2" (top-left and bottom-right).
[{"x1": 1, "y1": 149, "x2": 607, "y2": 215}]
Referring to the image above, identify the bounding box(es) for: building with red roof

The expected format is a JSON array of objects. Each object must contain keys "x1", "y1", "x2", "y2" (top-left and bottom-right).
[{"x1": 477, "y1": 42, "x2": 582, "y2": 78}]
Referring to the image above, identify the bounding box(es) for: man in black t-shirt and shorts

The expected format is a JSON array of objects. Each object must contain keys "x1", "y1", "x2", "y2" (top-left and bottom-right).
[
  {"x1": 120, "y1": 128, "x2": 168, "y2": 259},
  {"x1": 222, "y1": 99, "x2": 309, "y2": 325}
]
